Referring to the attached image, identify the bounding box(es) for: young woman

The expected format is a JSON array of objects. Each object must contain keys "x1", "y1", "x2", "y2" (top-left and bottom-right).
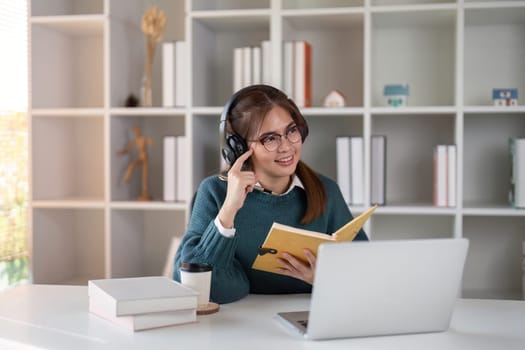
[{"x1": 173, "y1": 85, "x2": 368, "y2": 304}]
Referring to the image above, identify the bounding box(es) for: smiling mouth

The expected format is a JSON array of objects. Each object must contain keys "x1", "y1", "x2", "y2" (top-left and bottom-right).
[{"x1": 276, "y1": 155, "x2": 293, "y2": 163}]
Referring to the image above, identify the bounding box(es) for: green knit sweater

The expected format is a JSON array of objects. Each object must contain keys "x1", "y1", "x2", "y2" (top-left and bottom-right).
[{"x1": 173, "y1": 174, "x2": 368, "y2": 304}]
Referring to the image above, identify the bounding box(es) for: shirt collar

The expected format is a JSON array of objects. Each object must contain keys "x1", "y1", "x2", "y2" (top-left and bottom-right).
[{"x1": 255, "y1": 174, "x2": 304, "y2": 196}]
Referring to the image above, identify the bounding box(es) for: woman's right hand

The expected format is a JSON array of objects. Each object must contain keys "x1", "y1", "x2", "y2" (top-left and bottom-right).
[{"x1": 218, "y1": 149, "x2": 256, "y2": 228}]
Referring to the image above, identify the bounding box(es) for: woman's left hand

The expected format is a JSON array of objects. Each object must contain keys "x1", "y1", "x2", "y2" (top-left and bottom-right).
[{"x1": 276, "y1": 249, "x2": 316, "y2": 285}]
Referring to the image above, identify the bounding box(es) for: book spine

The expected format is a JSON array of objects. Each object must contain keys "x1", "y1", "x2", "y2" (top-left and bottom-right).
[
  {"x1": 293, "y1": 40, "x2": 311, "y2": 107},
  {"x1": 162, "y1": 42, "x2": 175, "y2": 107},
  {"x1": 242, "y1": 47, "x2": 252, "y2": 87},
  {"x1": 233, "y1": 47, "x2": 243, "y2": 92},
  {"x1": 433, "y1": 145, "x2": 448, "y2": 207},
  {"x1": 252, "y1": 46, "x2": 261, "y2": 85},
  {"x1": 371, "y1": 135, "x2": 386, "y2": 206},
  {"x1": 175, "y1": 41, "x2": 186, "y2": 107},
  {"x1": 514, "y1": 138, "x2": 525, "y2": 208},
  {"x1": 163, "y1": 136, "x2": 176, "y2": 202},
  {"x1": 350, "y1": 137, "x2": 364, "y2": 205},
  {"x1": 261, "y1": 40, "x2": 272, "y2": 85},
  {"x1": 447, "y1": 145, "x2": 456, "y2": 207},
  {"x1": 336, "y1": 136, "x2": 351, "y2": 205},
  {"x1": 176, "y1": 136, "x2": 191, "y2": 202},
  {"x1": 283, "y1": 41, "x2": 294, "y2": 98}
]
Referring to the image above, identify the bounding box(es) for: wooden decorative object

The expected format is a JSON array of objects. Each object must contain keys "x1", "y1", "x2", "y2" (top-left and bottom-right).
[
  {"x1": 141, "y1": 6, "x2": 167, "y2": 107},
  {"x1": 118, "y1": 126, "x2": 154, "y2": 201},
  {"x1": 197, "y1": 302, "x2": 220, "y2": 315}
]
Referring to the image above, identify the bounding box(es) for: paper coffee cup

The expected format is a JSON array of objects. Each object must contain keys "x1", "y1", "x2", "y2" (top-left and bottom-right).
[{"x1": 180, "y1": 262, "x2": 212, "y2": 306}]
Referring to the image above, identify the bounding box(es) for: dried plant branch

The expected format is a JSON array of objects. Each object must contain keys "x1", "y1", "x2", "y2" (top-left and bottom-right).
[{"x1": 141, "y1": 6, "x2": 167, "y2": 106}]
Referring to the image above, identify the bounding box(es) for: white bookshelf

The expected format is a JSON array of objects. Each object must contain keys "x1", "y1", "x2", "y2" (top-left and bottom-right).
[{"x1": 30, "y1": 0, "x2": 525, "y2": 300}]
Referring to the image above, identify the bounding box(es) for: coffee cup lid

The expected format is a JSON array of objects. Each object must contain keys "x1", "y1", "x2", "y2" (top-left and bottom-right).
[{"x1": 180, "y1": 262, "x2": 212, "y2": 272}]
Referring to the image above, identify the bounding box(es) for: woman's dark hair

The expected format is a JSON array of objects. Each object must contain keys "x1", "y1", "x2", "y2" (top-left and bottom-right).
[{"x1": 226, "y1": 84, "x2": 326, "y2": 224}]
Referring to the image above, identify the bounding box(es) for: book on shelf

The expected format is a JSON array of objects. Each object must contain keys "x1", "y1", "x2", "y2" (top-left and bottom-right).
[
  {"x1": 283, "y1": 41, "x2": 294, "y2": 98},
  {"x1": 233, "y1": 47, "x2": 243, "y2": 92},
  {"x1": 433, "y1": 144, "x2": 456, "y2": 207},
  {"x1": 162, "y1": 41, "x2": 186, "y2": 107},
  {"x1": 242, "y1": 46, "x2": 252, "y2": 88},
  {"x1": 447, "y1": 145, "x2": 456, "y2": 207},
  {"x1": 252, "y1": 46, "x2": 261, "y2": 84},
  {"x1": 336, "y1": 136, "x2": 351, "y2": 204},
  {"x1": 88, "y1": 276, "x2": 198, "y2": 316},
  {"x1": 89, "y1": 299, "x2": 196, "y2": 331},
  {"x1": 510, "y1": 138, "x2": 525, "y2": 208},
  {"x1": 293, "y1": 40, "x2": 312, "y2": 108},
  {"x1": 336, "y1": 136, "x2": 364, "y2": 205},
  {"x1": 252, "y1": 205, "x2": 377, "y2": 275},
  {"x1": 350, "y1": 137, "x2": 364, "y2": 205},
  {"x1": 261, "y1": 40, "x2": 272, "y2": 85},
  {"x1": 163, "y1": 136, "x2": 191, "y2": 202},
  {"x1": 371, "y1": 135, "x2": 386, "y2": 206}
]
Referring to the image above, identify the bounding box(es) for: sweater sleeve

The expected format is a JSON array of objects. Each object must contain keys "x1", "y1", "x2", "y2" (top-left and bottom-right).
[{"x1": 172, "y1": 177, "x2": 250, "y2": 304}]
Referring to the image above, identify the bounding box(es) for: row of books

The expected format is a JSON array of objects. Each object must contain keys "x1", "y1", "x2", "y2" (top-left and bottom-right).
[
  {"x1": 162, "y1": 41, "x2": 186, "y2": 107},
  {"x1": 163, "y1": 136, "x2": 191, "y2": 202},
  {"x1": 232, "y1": 40, "x2": 312, "y2": 107},
  {"x1": 88, "y1": 276, "x2": 198, "y2": 331},
  {"x1": 433, "y1": 145, "x2": 456, "y2": 207},
  {"x1": 336, "y1": 136, "x2": 386, "y2": 206},
  {"x1": 510, "y1": 138, "x2": 525, "y2": 208},
  {"x1": 233, "y1": 41, "x2": 272, "y2": 92}
]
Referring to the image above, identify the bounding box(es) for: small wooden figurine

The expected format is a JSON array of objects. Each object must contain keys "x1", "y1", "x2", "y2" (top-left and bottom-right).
[{"x1": 118, "y1": 126, "x2": 154, "y2": 201}]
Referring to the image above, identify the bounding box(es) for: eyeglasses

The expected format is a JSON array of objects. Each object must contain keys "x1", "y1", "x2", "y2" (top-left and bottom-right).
[{"x1": 248, "y1": 125, "x2": 302, "y2": 152}]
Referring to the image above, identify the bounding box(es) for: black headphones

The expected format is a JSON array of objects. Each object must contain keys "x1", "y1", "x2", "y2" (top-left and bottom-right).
[
  {"x1": 219, "y1": 85, "x2": 308, "y2": 166},
  {"x1": 219, "y1": 87, "x2": 249, "y2": 166}
]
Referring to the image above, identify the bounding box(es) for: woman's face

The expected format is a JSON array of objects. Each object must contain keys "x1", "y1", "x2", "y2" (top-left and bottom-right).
[{"x1": 248, "y1": 106, "x2": 302, "y2": 188}]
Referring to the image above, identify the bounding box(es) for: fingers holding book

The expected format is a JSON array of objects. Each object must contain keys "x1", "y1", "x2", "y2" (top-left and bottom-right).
[{"x1": 276, "y1": 249, "x2": 316, "y2": 285}]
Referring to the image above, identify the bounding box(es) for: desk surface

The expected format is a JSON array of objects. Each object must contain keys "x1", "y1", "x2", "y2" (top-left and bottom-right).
[{"x1": 0, "y1": 284, "x2": 524, "y2": 350}]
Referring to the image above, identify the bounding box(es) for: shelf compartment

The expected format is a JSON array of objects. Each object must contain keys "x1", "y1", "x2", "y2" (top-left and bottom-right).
[
  {"x1": 371, "y1": 0, "x2": 456, "y2": 7},
  {"x1": 191, "y1": 0, "x2": 270, "y2": 11},
  {"x1": 31, "y1": 21, "x2": 104, "y2": 108},
  {"x1": 110, "y1": 209, "x2": 186, "y2": 277},
  {"x1": 32, "y1": 115, "x2": 104, "y2": 201},
  {"x1": 32, "y1": 208, "x2": 105, "y2": 284},
  {"x1": 31, "y1": 0, "x2": 104, "y2": 16},
  {"x1": 303, "y1": 115, "x2": 364, "y2": 182},
  {"x1": 110, "y1": 114, "x2": 186, "y2": 202},
  {"x1": 369, "y1": 214, "x2": 456, "y2": 240},
  {"x1": 191, "y1": 14, "x2": 270, "y2": 107},
  {"x1": 463, "y1": 112, "x2": 525, "y2": 207},
  {"x1": 109, "y1": 0, "x2": 185, "y2": 108},
  {"x1": 372, "y1": 113, "x2": 456, "y2": 206},
  {"x1": 283, "y1": 0, "x2": 364, "y2": 10},
  {"x1": 464, "y1": 6, "x2": 525, "y2": 106},
  {"x1": 282, "y1": 12, "x2": 364, "y2": 107},
  {"x1": 371, "y1": 9, "x2": 456, "y2": 107},
  {"x1": 462, "y1": 216, "x2": 525, "y2": 300}
]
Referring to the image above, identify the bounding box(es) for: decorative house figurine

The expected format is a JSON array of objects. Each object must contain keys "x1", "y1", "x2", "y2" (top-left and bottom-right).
[
  {"x1": 323, "y1": 90, "x2": 346, "y2": 107},
  {"x1": 493, "y1": 88, "x2": 518, "y2": 106},
  {"x1": 384, "y1": 84, "x2": 409, "y2": 107}
]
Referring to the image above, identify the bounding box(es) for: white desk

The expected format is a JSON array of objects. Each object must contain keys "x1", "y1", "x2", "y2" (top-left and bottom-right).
[{"x1": 0, "y1": 285, "x2": 524, "y2": 350}]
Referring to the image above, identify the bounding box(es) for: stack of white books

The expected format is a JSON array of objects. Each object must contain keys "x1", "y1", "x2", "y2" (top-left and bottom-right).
[{"x1": 88, "y1": 276, "x2": 198, "y2": 331}]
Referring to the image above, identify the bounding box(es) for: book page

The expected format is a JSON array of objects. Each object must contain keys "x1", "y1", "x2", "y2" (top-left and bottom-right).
[{"x1": 333, "y1": 205, "x2": 377, "y2": 241}]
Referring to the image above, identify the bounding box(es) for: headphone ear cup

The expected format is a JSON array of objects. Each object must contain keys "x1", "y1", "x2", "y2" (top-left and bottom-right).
[{"x1": 223, "y1": 134, "x2": 248, "y2": 165}]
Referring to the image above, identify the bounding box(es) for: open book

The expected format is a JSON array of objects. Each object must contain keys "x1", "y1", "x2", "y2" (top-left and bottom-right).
[{"x1": 251, "y1": 205, "x2": 377, "y2": 275}]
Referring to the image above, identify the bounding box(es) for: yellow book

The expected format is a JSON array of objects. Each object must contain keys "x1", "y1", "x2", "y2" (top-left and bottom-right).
[{"x1": 251, "y1": 205, "x2": 378, "y2": 275}]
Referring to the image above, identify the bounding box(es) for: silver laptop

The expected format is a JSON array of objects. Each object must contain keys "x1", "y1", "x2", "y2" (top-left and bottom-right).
[{"x1": 277, "y1": 238, "x2": 469, "y2": 340}]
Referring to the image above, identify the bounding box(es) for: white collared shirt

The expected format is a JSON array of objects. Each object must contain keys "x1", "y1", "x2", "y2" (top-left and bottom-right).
[{"x1": 215, "y1": 175, "x2": 304, "y2": 237}]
